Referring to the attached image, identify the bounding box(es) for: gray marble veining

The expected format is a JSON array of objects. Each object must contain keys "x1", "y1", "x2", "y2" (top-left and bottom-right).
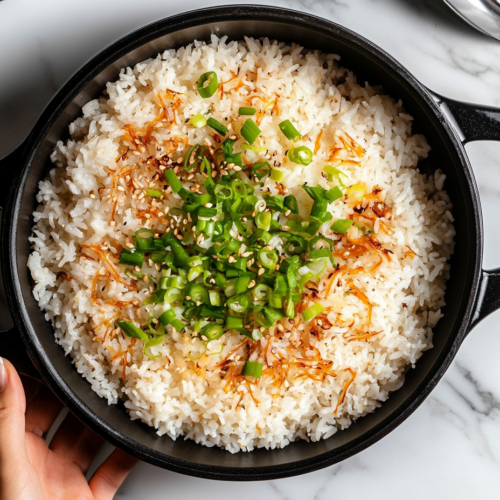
[{"x1": 2, "y1": 0, "x2": 500, "y2": 498}]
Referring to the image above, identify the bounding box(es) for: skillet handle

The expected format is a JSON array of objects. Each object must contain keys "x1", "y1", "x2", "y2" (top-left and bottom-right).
[
  {"x1": 433, "y1": 92, "x2": 500, "y2": 329},
  {"x1": 469, "y1": 269, "x2": 500, "y2": 330},
  {"x1": 431, "y1": 92, "x2": 500, "y2": 144},
  {"x1": 0, "y1": 144, "x2": 42, "y2": 380}
]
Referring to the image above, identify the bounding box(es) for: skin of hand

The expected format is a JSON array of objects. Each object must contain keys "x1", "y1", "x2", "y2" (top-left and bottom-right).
[{"x1": 0, "y1": 357, "x2": 138, "y2": 500}]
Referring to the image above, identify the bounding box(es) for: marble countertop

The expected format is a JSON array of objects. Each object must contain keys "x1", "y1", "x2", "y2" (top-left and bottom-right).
[{"x1": 2, "y1": 0, "x2": 500, "y2": 498}]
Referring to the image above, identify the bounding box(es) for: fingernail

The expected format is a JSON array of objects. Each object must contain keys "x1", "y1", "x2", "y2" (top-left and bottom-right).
[{"x1": 0, "y1": 357, "x2": 7, "y2": 393}]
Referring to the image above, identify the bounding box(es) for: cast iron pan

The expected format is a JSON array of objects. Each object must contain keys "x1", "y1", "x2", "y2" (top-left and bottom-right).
[{"x1": 1, "y1": 5, "x2": 500, "y2": 481}]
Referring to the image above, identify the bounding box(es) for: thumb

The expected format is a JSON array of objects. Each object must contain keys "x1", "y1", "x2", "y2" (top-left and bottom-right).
[{"x1": 0, "y1": 358, "x2": 27, "y2": 461}]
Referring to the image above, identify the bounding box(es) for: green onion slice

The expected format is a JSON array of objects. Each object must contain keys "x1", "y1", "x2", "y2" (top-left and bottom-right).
[
  {"x1": 239, "y1": 107, "x2": 256, "y2": 115},
  {"x1": 270, "y1": 168, "x2": 283, "y2": 182},
  {"x1": 252, "y1": 283, "x2": 272, "y2": 301},
  {"x1": 164, "y1": 168, "x2": 183, "y2": 193},
  {"x1": 302, "y1": 302, "x2": 325, "y2": 322},
  {"x1": 255, "y1": 211, "x2": 271, "y2": 231},
  {"x1": 325, "y1": 186, "x2": 343, "y2": 202},
  {"x1": 279, "y1": 119, "x2": 302, "y2": 141},
  {"x1": 242, "y1": 360, "x2": 263, "y2": 378},
  {"x1": 227, "y1": 294, "x2": 250, "y2": 313},
  {"x1": 284, "y1": 195, "x2": 299, "y2": 215},
  {"x1": 200, "y1": 323, "x2": 224, "y2": 341},
  {"x1": 146, "y1": 189, "x2": 162, "y2": 198},
  {"x1": 197, "y1": 71, "x2": 218, "y2": 98},
  {"x1": 116, "y1": 320, "x2": 148, "y2": 341},
  {"x1": 207, "y1": 117, "x2": 228, "y2": 136},
  {"x1": 241, "y1": 144, "x2": 267, "y2": 153},
  {"x1": 288, "y1": 146, "x2": 313, "y2": 166},
  {"x1": 331, "y1": 219, "x2": 354, "y2": 234},
  {"x1": 240, "y1": 119, "x2": 261, "y2": 145},
  {"x1": 143, "y1": 336, "x2": 164, "y2": 359},
  {"x1": 250, "y1": 161, "x2": 271, "y2": 179},
  {"x1": 258, "y1": 249, "x2": 278, "y2": 269},
  {"x1": 323, "y1": 165, "x2": 348, "y2": 188},
  {"x1": 189, "y1": 114, "x2": 207, "y2": 128}
]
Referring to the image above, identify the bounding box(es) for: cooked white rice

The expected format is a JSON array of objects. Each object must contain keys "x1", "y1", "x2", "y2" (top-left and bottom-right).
[{"x1": 27, "y1": 36, "x2": 455, "y2": 453}]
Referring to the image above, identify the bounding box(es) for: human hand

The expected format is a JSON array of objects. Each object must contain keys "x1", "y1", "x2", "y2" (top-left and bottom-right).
[{"x1": 0, "y1": 357, "x2": 138, "y2": 500}]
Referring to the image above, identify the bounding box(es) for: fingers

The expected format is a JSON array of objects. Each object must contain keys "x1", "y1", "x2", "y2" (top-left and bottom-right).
[
  {"x1": 50, "y1": 412, "x2": 104, "y2": 473},
  {"x1": 24, "y1": 382, "x2": 63, "y2": 438},
  {"x1": 0, "y1": 358, "x2": 28, "y2": 463},
  {"x1": 89, "y1": 448, "x2": 138, "y2": 500}
]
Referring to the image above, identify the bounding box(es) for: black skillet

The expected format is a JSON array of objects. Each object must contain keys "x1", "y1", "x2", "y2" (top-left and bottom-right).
[{"x1": 1, "y1": 5, "x2": 500, "y2": 481}]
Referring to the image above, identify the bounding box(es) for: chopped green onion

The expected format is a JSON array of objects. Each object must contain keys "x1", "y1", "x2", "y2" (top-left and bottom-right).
[
  {"x1": 302, "y1": 185, "x2": 326, "y2": 202},
  {"x1": 242, "y1": 360, "x2": 263, "y2": 378},
  {"x1": 164, "y1": 168, "x2": 183, "y2": 193},
  {"x1": 197, "y1": 71, "x2": 218, "y2": 98},
  {"x1": 309, "y1": 248, "x2": 331, "y2": 259},
  {"x1": 268, "y1": 292, "x2": 283, "y2": 309},
  {"x1": 187, "y1": 283, "x2": 209, "y2": 304},
  {"x1": 239, "y1": 107, "x2": 256, "y2": 115},
  {"x1": 198, "y1": 207, "x2": 217, "y2": 218},
  {"x1": 207, "y1": 117, "x2": 228, "y2": 136},
  {"x1": 158, "y1": 309, "x2": 175, "y2": 326},
  {"x1": 241, "y1": 144, "x2": 267, "y2": 152},
  {"x1": 288, "y1": 220, "x2": 321, "y2": 237},
  {"x1": 253, "y1": 283, "x2": 272, "y2": 301},
  {"x1": 251, "y1": 229, "x2": 272, "y2": 245},
  {"x1": 200, "y1": 323, "x2": 223, "y2": 341},
  {"x1": 258, "y1": 249, "x2": 279, "y2": 269},
  {"x1": 143, "y1": 336, "x2": 164, "y2": 358},
  {"x1": 283, "y1": 233, "x2": 308, "y2": 256},
  {"x1": 227, "y1": 294, "x2": 250, "y2": 313},
  {"x1": 226, "y1": 316, "x2": 244, "y2": 330},
  {"x1": 250, "y1": 161, "x2": 271, "y2": 179},
  {"x1": 235, "y1": 275, "x2": 251, "y2": 294},
  {"x1": 279, "y1": 119, "x2": 302, "y2": 141},
  {"x1": 187, "y1": 265, "x2": 204, "y2": 282},
  {"x1": 286, "y1": 292, "x2": 296, "y2": 319},
  {"x1": 274, "y1": 275, "x2": 288, "y2": 295},
  {"x1": 214, "y1": 184, "x2": 233, "y2": 200},
  {"x1": 215, "y1": 273, "x2": 226, "y2": 288},
  {"x1": 288, "y1": 146, "x2": 313, "y2": 166},
  {"x1": 331, "y1": 219, "x2": 354, "y2": 234},
  {"x1": 270, "y1": 168, "x2": 283, "y2": 182},
  {"x1": 119, "y1": 249, "x2": 144, "y2": 268},
  {"x1": 146, "y1": 189, "x2": 162, "y2": 198},
  {"x1": 189, "y1": 114, "x2": 207, "y2": 128},
  {"x1": 325, "y1": 186, "x2": 343, "y2": 202},
  {"x1": 201, "y1": 305, "x2": 226, "y2": 319},
  {"x1": 208, "y1": 290, "x2": 222, "y2": 307},
  {"x1": 284, "y1": 195, "x2": 299, "y2": 215},
  {"x1": 323, "y1": 165, "x2": 348, "y2": 188},
  {"x1": 263, "y1": 307, "x2": 285, "y2": 325},
  {"x1": 240, "y1": 119, "x2": 261, "y2": 144},
  {"x1": 346, "y1": 183, "x2": 366, "y2": 202},
  {"x1": 184, "y1": 145, "x2": 204, "y2": 171},
  {"x1": 255, "y1": 211, "x2": 271, "y2": 231},
  {"x1": 231, "y1": 179, "x2": 248, "y2": 198},
  {"x1": 116, "y1": 320, "x2": 148, "y2": 341},
  {"x1": 302, "y1": 302, "x2": 324, "y2": 322},
  {"x1": 265, "y1": 195, "x2": 284, "y2": 212}
]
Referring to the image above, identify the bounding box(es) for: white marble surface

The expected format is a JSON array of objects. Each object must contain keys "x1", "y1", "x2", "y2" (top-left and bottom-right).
[{"x1": 2, "y1": 0, "x2": 500, "y2": 497}]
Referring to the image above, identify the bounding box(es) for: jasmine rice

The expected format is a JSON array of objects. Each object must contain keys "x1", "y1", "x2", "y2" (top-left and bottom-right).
[{"x1": 27, "y1": 36, "x2": 455, "y2": 453}]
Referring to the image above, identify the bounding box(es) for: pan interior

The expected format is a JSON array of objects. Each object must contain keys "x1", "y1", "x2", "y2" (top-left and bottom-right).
[{"x1": 12, "y1": 10, "x2": 479, "y2": 476}]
